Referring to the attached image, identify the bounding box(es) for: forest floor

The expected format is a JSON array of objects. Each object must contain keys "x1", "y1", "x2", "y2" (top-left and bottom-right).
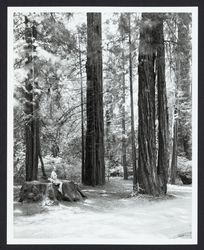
[{"x1": 13, "y1": 177, "x2": 192, "y2": 244}]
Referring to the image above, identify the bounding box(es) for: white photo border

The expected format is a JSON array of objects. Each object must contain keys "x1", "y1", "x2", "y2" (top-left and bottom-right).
[{"x1": 7, "y1": 6, "x2": 198, "y2": 245}]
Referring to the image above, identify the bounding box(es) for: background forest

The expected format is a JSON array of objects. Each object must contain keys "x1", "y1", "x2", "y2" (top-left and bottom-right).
[{"x1": 13, "y1": 12, "x2": 192, "y2": 194}]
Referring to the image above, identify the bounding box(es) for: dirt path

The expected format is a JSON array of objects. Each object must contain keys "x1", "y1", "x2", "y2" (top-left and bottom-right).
[{"x1": 13, "y1": 178, "x2": 192, "y2": 244}]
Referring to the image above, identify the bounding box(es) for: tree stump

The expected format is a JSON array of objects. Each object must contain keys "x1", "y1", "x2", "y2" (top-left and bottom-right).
[{"x1": 19, "y1": 180, "x2": 87, "y2": 203}]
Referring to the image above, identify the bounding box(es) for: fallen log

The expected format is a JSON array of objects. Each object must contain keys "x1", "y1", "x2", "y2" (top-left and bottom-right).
[{"x1": 19, "y1": 180, "x2": 87, "y2": 203}]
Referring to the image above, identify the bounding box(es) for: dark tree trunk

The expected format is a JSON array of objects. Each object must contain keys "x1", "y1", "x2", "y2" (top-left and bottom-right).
[
  {"x1": 25, "y1": 96, "x2": 39, "y2": 181},
  {"x1": 170, "y1": 118, "x2": 178, "y2": 184},
  {"x1": 105, "y1": 105, "x2": 111, "y2": 181},
  {"x1": 128, "y1": 14, "x2": 137, "y2": 191},
  {"x1": 49, "y1": 89, "x2": 53, "y2": 119},
  {"x1": 156, "y1": 15, "x2": 169, "y2": 195},
  {"x1": 121, "y1": 44, "x2": 128, "y2": 180},
  {"x1": 138, "y1": 14, "x2": 160, "y2": 196},
  {"x1": 25, "y1": 119, "x2": 34, "y2": 181},
  {"x1": 32, "y1": 108, "x2": 39, "y2": 180},
  {"x1": 24, "y1": 16, "x2": 39, "y2": 181},
  {"x1": 51, "y1": 143, "x2": 59, "y2": 158},
  {"x1": 84, "y1": 13, "x2": 105, "y2": 186}
]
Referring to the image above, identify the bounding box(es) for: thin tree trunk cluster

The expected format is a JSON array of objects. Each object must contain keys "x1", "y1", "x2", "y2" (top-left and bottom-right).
[{"x1": 170, "y1": 13, "x2": 192, "y2": 182}]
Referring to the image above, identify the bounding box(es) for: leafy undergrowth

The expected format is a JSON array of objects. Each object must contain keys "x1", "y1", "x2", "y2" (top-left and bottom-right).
[
  {"x1": 14, "y1": 156, "x2": 82, "y2": 186},
  {"x1": 177, "y1": 156, "x2": 192, "y2": 173},
  {"x1": 13, "y1": 177, "x2": 192, "y2": 244},
  {"x1": 41, "y1": 155, "x2": 82, "y2": 183}
]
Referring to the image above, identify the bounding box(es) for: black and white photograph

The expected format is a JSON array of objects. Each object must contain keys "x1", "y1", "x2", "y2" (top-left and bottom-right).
[{"x1": 7, "y1": 6, "x2": 198, "y2": 245}]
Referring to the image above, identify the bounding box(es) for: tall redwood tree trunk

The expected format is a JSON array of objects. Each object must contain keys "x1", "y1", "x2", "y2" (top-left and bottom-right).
[
  {"x1": 138, "y1": 13, "x2": 169, "y2": 195},
  {"x1": 138, "y1": 14, "x2": 160, "y2": 195},
  {"x1": 24, "y1": 16, "x2": 39, "y2": 181},
  {"x1": 84, "y1": 13, "x2": 105, "y2": 186}
]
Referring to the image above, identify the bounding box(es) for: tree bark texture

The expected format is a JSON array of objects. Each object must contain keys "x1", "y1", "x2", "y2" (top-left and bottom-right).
[
  {"x1": 138, "y1": 14, "x2": 169, "y2": 195},
  {"x1": 84, "y1": 13, "x2": 105, "y2": 186},
  {"x1": 138, "y1": 14, "x2": 160, "y2": 196},
  {"x1": 24, "y1": 16, "x2": 40, "y2": 181},
  {"x1": 156, "y1": 16, "x2": 169, "y2": 194}
]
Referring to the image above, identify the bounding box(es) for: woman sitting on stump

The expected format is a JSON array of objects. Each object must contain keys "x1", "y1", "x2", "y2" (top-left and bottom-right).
[{"x1": 49, "y1": 166, "x2": 63, "y2": 194}]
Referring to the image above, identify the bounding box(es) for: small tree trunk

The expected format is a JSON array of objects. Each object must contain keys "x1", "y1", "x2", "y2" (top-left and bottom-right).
[
  {"x1": 25, "y1": 119, "x2": 33, "y2": 181},
  {"x1": 32, "y1": 113, "x2": 39, "y2": 180},
  {"x1": 49, "y1": 88, "x2": 53, "y2": 119},
  {"x1": 122, "y1": 48, "x2": 128, "y2": 180},
  {"x1": 78, "y1": 34, "x2": 85, "y2": 183},
  {"x1": 38, "y1": 137, "x2": 46, "y2": 178},
  {"x1": 105, "y1": 107, "x2": 111, "y2": 181},
  {"x1": 170, "y1": 118, "x2": 178, "y2": 184},
  {"x1": 128, "y1": 14, "x2": 137, "y2": 191}
]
